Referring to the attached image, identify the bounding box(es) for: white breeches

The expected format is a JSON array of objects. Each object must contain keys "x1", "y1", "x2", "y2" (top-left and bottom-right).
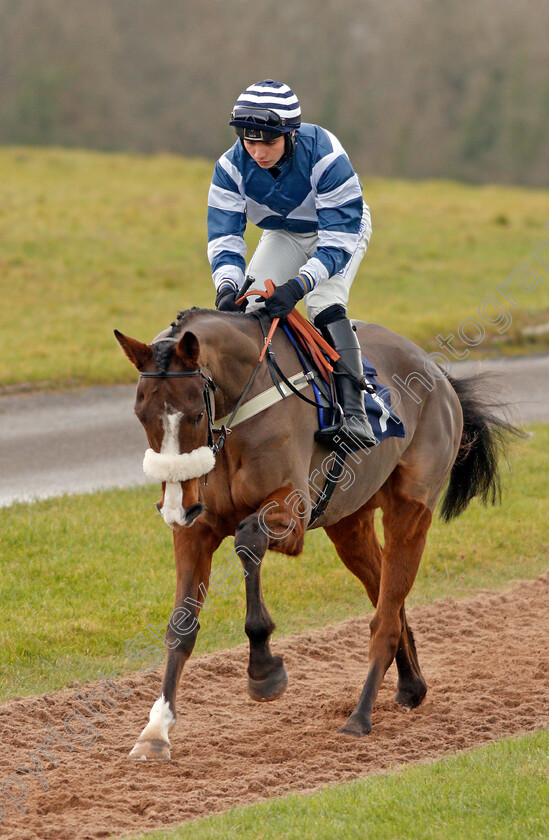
[{"x1": 245, "y1": 204, "x2": 371, "y2": 323}]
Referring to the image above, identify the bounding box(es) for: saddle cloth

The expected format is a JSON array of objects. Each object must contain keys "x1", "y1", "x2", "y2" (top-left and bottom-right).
[{"x1": 282, "y1": 323, "x2": 405, "y2": 444}]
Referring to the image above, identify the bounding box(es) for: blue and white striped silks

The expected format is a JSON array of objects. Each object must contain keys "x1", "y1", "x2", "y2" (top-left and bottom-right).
[{"x1": 207, "y1": 123, "x2": 367, "y2": 292}]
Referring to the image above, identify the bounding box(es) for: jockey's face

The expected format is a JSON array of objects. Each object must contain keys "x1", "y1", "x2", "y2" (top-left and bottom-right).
[{"x1": 244, "y1": 134, "x2": 286, "y2": 168}]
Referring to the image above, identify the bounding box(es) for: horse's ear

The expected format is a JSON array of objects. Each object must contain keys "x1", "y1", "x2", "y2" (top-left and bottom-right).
[
  {"x1": 114, "y1": 330, "x2": 153, "y2": 370},
  {"x1": 175, "y1": 331, "x2": 200, "y2": 367}
]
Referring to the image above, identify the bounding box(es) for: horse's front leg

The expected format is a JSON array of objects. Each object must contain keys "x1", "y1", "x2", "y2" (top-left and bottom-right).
[
  {"x1": 129, "y1": 522, "x2": 221, "y2": 760},
  {"x1": 235, "y1": 487, "x2": 306, "y2": 702}
]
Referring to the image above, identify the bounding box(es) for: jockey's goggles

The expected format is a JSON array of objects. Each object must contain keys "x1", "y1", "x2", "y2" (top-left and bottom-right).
[{"x1": 230, "y1": 106, "x2": 298, "y2": 141}]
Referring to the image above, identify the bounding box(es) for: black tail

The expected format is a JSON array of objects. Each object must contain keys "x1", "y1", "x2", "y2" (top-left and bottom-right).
[{"x1": 440, "y1": 374, "x2": 525, "y2": 522}]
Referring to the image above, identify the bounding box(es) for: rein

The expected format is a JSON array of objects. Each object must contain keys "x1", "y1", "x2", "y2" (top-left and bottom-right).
[
  {"x1": 139, "y1": 299, "x2": 332, "y2": 459},
  {"x1": 140, "y1": 303, "x2": 352, "y2": 526},
  {"x1": 139, "y1": 359, "x2": 263, "y2": 458}
]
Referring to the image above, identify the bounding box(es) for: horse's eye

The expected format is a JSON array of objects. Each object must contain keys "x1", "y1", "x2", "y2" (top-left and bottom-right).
[
  {"x1": 134, "y1": 395, "x2": 146, "y2": 418},
  {"x1": 193, "y1": 412, "x2": 205, "y2": 426}
]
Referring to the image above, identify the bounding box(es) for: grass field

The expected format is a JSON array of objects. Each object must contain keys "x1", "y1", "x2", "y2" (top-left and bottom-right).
[
  {"x1": 1, "y1": 423, "x2": 546, "y2": 701},
  {"x1": 126, "y1": 730, "x2": 549, "y2": 840},
  {"x1": 1, "y1": 146, "x2": 549, "y2": 389}
]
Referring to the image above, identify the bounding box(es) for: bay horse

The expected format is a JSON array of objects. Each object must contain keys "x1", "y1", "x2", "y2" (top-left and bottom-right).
[{"x1": 115, "y1": 308, "x2": 519, "y2": 760}]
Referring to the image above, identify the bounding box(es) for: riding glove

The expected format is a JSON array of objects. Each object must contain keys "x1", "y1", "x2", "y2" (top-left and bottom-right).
[
  {"x1": 215, "y1": 282, "x2": 241, "y2": 312},
  {"x1": 264, "y1": 276, "x2": 308, "y2": 319}
]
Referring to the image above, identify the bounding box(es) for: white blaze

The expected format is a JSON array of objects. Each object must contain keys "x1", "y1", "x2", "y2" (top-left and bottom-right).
[
  {"x1": 161, "y1": 411, "x2": 185, "y2": 528},
  {"x1": 142, "y1": 410, "x2": 215, "y2": 528}
]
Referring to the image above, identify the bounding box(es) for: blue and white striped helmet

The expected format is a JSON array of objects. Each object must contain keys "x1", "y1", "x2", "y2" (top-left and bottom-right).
[{"x1": 230, "y1": 79, "x2": 301, "y2": 141}]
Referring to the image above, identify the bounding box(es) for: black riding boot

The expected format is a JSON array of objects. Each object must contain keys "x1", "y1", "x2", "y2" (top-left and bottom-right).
[{"x1": 315, "y1": 318, "x2": 377, "y2": 449}]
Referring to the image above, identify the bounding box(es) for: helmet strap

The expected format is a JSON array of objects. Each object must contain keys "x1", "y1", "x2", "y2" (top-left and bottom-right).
[{"x1": 285, "y1": 131, "x2": 297, "y2": 158}]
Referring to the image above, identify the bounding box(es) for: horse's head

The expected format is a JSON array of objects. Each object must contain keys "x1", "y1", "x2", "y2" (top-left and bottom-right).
[{"x1": 115, "y1": 326, "x2": 215, "y2": 529}]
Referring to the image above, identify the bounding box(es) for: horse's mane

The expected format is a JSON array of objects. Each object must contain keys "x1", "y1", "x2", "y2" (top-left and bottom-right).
[
  {"x1": 152, "y1": 307, "x2": 247, "y2": 372},
  {"x1": 167, "y1": 307, "x2": 201, "y2": 337}
]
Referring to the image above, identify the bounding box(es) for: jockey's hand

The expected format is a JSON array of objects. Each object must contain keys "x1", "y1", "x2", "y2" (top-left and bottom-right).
[
  {"x1": 264, "y1": 277, "x2": 307, "y2": 319},
  {"x1": 215, "y1": 282, "x2": 241, "y2": 312}
]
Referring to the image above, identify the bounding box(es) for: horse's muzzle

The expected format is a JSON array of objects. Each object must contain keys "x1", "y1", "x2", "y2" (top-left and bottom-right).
[
  {"x1": 144, "y1": 444, "x2": 213, "y2": 529},
  {"x1": 156, "y1": 478, "x2": 206, "y2": 529},
  {"x1": 183, "y1": 502, "x2": 205, "y2": 527}
]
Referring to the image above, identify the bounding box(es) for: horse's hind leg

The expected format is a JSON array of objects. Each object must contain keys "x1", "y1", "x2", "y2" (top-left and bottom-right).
[
  {"x1": 235, "y1": 486, "x2": 306, "y2": 702},
  {"x1": 325, "y1": 505, "x2": 426, "y2": 717},
  {"x1": 325, "y1": 507, "x2": 381, "y2": 610},
  {"x1": 394, "y1": 603, "x2": 426, "y2": 709},
  {"x1": 337, "y1": 475, "x2": 432, "y2": 737}
]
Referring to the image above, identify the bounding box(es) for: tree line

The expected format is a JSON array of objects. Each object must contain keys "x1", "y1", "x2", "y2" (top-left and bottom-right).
[{"x1": 1, "y1": 0, "x2": 548, "y2": 185}]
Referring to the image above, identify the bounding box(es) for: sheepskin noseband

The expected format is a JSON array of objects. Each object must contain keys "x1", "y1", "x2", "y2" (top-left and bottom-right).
[{"x1": 143, "y1": 446, "x2": 215, "y2": 483}]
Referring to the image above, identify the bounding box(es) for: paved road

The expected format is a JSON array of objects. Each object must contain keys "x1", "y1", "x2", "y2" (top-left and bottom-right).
[
  {"x1": 0, "y1": 385, "x2": 147, "y2": 506},
  {"x1": 1, "y1": 355, "x2": 548, "y2": 508}
]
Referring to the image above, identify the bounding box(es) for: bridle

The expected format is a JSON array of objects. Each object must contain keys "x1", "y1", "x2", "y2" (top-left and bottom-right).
[
  {"x1": 138, "y1": 308, "x2": 330, "y2": 462},
  {"x1": 139, "y1": 367, "x2": 221, "y2": 454},
  {"x1": 138, "y1": 315, "x2": 356, "y2": 528}
]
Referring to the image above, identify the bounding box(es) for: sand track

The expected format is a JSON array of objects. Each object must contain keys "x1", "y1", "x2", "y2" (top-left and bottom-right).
[{"x1": 0, "y1": 572, "x2": 547, "y2": 839}]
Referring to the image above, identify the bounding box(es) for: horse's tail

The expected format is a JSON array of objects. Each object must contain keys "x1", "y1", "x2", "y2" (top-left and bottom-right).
[{"x1": 440, "y1": 373, "x2": 525, "y2": 522}]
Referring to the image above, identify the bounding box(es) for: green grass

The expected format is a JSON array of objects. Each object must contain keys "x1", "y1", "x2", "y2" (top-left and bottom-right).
[
  {"x1": 1, "y1": 146, "x2": 549, "y2": 389},
  {"x1": 123, "y1": 730, "x2": 549, "y2": 840},
  {"x1": 1, "y1": 424, "x2": 547, "y2": 701}
]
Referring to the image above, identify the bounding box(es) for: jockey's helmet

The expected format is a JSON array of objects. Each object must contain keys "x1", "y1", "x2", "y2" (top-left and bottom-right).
[{"x1": 230, "y1": 79, "x2": 301, "y2": 143}]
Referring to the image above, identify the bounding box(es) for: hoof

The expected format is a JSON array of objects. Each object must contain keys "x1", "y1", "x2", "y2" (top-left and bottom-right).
[
  {"x1": 395, "y1": 680, "x2": 427, "y2": 710},
  {"x1": 129, "y1": 738, "x2": 171, "y2": 761},
  {"x1": 247, "y1": 664, "x2": 288, "y2": 702},
  {"x1": 337, "y1": 713, "x2": 372, "y2": 738}
]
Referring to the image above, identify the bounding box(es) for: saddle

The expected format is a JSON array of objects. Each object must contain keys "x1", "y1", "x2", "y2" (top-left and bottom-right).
[
  {"x1": 281, "y1": 320, "x2": 405, "y2": 446},
  {"x1": 227, "y1": 281, "x2": 405, "y2": 527}
]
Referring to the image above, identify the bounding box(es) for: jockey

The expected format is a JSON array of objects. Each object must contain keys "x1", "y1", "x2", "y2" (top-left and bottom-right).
[{"x1": 208, "y1": 79, "x2": 376, "y2": 448}]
